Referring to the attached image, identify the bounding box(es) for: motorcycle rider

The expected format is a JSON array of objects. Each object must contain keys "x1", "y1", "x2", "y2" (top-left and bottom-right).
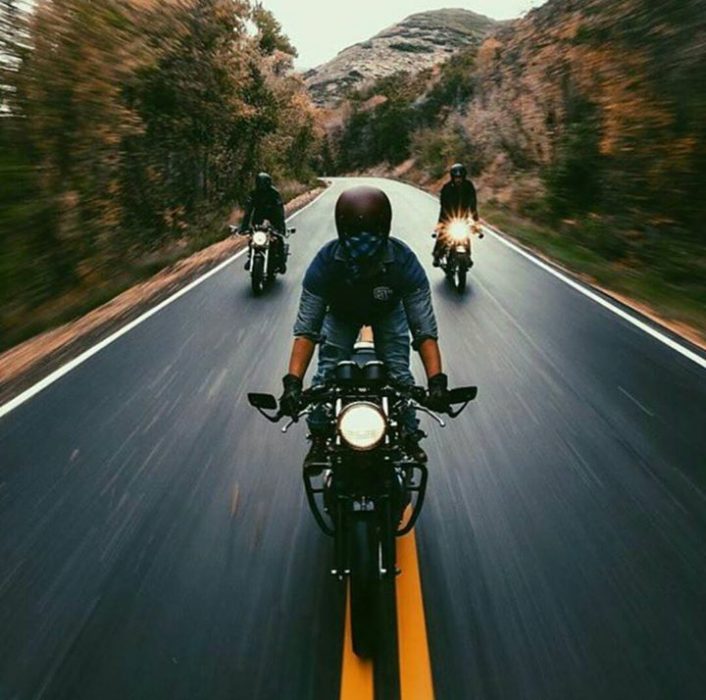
[
  {"x1": 278, "y1": 185, "x2": 453, "y2": 468},
  {"x1": 433, "y1": 163, "x2": 480, "y2": 267},
  {"x1": 238, "y1": 172, "x2": 287, "y2": 273}
]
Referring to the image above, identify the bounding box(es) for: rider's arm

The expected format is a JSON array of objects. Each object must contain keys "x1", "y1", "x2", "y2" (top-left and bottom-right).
[
  {"x1": 403, "y1": 285, "x2": 439, "y2": 346},
  {"x1": 399, "y1": 246, "x2": 443, "y2": 380},
  {"x1": 288, "y1": 337, "x2": 316, "y2": 379},
  {"x1": 466, "y1": 181, "x2": 479, "y2": 221},
  {"x1": 289, "y1": 256, "x2": 329, "y2": 379},
  {"x1": 268, "y1": 188, "x2": 286, "y2": 233},
  {"x1": 418, "y1": 338, "x2": 442, "y2": 379},
  {"x1": 404, "y1": 287, "x2": 444, "y2": 379},
  {"x1": 438, "y1": 184, "x2": 449, "y2": 223}
]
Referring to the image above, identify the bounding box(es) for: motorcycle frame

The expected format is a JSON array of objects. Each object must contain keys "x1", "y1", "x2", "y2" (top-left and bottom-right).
[{"x1": 301, "y1": 391, "x2": 429, "y2": 579}]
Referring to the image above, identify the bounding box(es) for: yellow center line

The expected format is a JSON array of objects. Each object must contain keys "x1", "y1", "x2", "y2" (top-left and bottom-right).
[
  {"x1": 339, "y1": 520, "x2": 435, "y2": 700},
  {"x1": 396, "y1": 526, "x2": 435, "y2": 700}
]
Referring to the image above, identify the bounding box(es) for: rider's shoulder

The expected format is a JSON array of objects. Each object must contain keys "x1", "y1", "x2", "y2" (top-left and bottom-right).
[
  {"x1": 304, "y1": 240, "x2": 339, "y2": 291},
  {"x1": 309, "y1": 239, "x2": 340, "y2": 268},
  {"x1": 388, "y1": 237, "x2": 417, "y2": 260}
]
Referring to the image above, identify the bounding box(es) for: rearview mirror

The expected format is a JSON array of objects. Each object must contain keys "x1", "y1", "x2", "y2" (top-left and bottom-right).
[
  {"x1": 288, "y1": 227, "x2": 296, "y2": 235},
  {"x1": 248, "y1": 393, "x2": 278, "y2": 410},
  {"x1": 431, "y1": 232, "x2": 437, "y2": 238},
  {"x1": 449, "y1": 386, "x2": 477, "y2": 404}
]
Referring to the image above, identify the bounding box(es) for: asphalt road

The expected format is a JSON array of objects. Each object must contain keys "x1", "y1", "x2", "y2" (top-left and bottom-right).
[{"x1": 1, "y1": 177, "x2": 705, "y2": 700}]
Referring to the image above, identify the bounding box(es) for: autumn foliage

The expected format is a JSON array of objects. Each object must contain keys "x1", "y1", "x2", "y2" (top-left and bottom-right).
[
  {"x1": 329, "y1": 0, "x2": 705, "y2": 318},
  {"x1": 0, "y1": 0, "x2": 321, "y2": 349}
]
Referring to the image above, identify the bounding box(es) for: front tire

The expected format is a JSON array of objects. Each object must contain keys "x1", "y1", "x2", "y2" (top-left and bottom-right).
[
  {"x1": 251, "y1": 255, "x2": 265, "y2": 295},
  {"x1": 349, "y1": 514, "x2": 401, "y2": 698},
  {"x1": 350, "y1": 517, "x2": 376, "y2": 658},
  {"x1": 457, "y1": 264, "x2": 467, "y2": 293}
]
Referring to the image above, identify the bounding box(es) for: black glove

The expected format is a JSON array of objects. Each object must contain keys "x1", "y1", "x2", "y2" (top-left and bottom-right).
[
  {"x1": 279, "y1": 374, "x2": 303, "y2": 418},
  {"x1": 426, "y1": 373, "x2": 450, "y2": 413}
]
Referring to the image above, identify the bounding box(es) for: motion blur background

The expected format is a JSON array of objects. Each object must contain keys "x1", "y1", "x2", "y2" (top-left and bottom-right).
[{"x1": 1, "y1": 0, "x2": 704, "y2": 353}]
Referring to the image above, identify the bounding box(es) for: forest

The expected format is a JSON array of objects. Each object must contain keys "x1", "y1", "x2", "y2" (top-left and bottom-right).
[
  {"x1": 0, "y1": 0, "x2": 321, "y2": 350},
  {"x1": 327, "y1": 0, "x2": 706, "y2": 334}
]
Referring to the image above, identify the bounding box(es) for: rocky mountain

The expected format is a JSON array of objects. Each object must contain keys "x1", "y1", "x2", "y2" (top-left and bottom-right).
[{"x1": 303, "y1": 8, "x2": 500, "y2": 106}]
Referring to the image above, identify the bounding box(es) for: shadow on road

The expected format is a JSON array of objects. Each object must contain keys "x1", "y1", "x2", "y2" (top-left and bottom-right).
[
  {"x1": 233, "y1": 277, "x2": 291, "y2": 305},
  {"x1": 433, "y1": 278, "x2": 475, "y2": 305}
]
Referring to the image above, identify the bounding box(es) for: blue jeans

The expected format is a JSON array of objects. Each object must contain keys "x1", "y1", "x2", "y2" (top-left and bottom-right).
[{"x1": 308, "y1": 303, "x2": 419, "y2": 438}]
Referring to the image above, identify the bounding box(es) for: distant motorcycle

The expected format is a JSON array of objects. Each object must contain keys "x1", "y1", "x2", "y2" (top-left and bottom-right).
[
  {"x1": 433, "y1": 218, "x2": 483, "y2": 292},
  {"x1": 230, "y1": 220, "x2": 295, "y2": 295},
  {"x1": 248, "y1": 330, "x2": 476, "y2": 698}
]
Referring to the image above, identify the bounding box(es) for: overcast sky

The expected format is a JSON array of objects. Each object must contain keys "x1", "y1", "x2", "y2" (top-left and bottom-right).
[{"x1": 260, "y1": 1, "x2": 546, "y2": 69}]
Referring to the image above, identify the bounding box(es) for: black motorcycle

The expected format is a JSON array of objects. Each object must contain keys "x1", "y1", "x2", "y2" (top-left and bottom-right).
[
  {"x1": 433, "y1": 218, "x2": 483, "y2": 292},
  {"x1": 248, "y1": 337, "x2": 476, "y2": 698},
  {"x1": 230, "y1": 220, "x2": 295, "y2": 295}
]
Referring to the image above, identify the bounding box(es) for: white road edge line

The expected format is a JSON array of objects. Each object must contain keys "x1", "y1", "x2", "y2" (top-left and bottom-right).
[
  {"x1": 418, "y1": 188, "x2": 706, "y2": 370},
  {"x1": 0, "y1": 187, "x2": 332, "y2": 419}
]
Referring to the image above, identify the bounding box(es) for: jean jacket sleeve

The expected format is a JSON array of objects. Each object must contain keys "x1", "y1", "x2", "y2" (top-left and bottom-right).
[
  {"x1": 402, "y1": 285, "x2": 438, "y2": 349},
  {"x1": 293, "y1": 287, "x2": 327, "y2": 342}
]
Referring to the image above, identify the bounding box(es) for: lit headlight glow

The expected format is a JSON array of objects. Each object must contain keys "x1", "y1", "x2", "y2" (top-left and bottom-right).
[
  {"x1": 338, "y1": 402, "x2": 386, "y2": 451},
  {"x1": 447, "y1": 219, "x2": 471, "y2": 241},
  {"x1": 252, "y1": 230, "x2": 268, "y2": 247}
]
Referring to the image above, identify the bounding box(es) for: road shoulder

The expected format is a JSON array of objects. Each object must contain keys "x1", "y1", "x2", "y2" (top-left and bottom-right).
[{"x1": 0, "y1": 186, "x2": 327, "y2": 406}]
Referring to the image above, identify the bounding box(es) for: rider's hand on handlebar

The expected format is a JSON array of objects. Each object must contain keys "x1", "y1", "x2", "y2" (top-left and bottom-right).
[
  {"x1": 279, "y1": 374, "x2": 303, "y2": 418},
  {"x1": 426, "y1": 373, "x2": 451, "y2": 413}
]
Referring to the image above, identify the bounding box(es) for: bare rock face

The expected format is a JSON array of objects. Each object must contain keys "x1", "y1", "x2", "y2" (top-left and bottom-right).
[{"x1": 304, "y1": 8, "x2": 499, "y2": 105}]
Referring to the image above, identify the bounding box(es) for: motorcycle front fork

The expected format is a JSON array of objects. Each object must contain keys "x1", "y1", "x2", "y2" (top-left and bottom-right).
[{"x1": 331, "y1": 494, "x2": 399, "y2": 580}]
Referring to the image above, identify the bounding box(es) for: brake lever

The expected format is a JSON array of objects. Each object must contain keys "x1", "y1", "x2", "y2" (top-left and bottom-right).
[
  {"x1": 413, "y1": 403, "x2": 446, "y2": 428},
  {"x1": 281, "y1": 407, "x2": 312, "y2": 433}
]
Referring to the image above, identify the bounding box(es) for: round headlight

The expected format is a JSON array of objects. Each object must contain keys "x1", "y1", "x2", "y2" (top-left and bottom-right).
[
  {"x1": 338, "y1": 402, "x2": 386, "y2": 451},
  {"x1": 252, "y1": 230, "x2": 268, "y2": 247},
  {"x1": 447, "y1": 219, "x2": 470, "y2": 241}
]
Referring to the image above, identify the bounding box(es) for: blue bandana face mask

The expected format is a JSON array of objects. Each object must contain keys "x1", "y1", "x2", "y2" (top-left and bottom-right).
[
  {"x1": 341, "y1": 232, "x2": 385, "y2": 279},
  {"x1": 342, "y1": 231, "x2": 384, "y2": 261}
]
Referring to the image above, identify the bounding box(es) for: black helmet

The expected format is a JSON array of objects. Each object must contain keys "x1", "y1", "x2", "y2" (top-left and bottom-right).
[
  {"x1": 335, "y1": 186, "x2": 392, "y2": 240},
  {"x1": 450, "y1": 163, "x2": 467, "y2": 179},
  {"x1": 255, "y1": 172, "x2": 272, "y2": 191}
]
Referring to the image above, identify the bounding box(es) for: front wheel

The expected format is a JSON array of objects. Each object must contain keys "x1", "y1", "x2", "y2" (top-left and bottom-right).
[
  {"x1": 456, "y1": 264, "x2": 467, "y2": 293},
  {"x1": 350, "y1": 517, "x2": 376, "y2": 658},
  {"x1": 349, "y1": 514, "x2": 401, "y2": 698},
  {"x1": 251, "y1": 255, "x2": 265, "y2": 295}
]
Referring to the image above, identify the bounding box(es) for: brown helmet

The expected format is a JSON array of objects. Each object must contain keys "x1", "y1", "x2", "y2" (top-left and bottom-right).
[{"x1": 335, "y1": 186, "x2": 392, "y2": 240}]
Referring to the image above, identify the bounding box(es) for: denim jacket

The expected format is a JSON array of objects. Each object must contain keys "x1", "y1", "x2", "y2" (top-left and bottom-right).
[{"x1": 293, "y1": 238, "x2": 438, "y2": 348}]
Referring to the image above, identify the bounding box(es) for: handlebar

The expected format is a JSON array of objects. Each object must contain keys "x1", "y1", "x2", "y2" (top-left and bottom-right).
[
  {"x1": 229, "y1": 224, "x2": 293, "y2": 237},
  {"x1": 247, "y1": 382, "x2": 477, "y2": 425}
]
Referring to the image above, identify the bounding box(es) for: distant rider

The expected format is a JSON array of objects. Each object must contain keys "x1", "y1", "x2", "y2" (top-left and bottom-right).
[
  {"x1": 278, "y1": 185, "x2": 454, "y2": 468},
  {"x1": 238, "y1": 172, "x2": 287, "y2": 272},
  {"x1": 433, "y1": 163, "x2": 480, "y2": 267}
]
